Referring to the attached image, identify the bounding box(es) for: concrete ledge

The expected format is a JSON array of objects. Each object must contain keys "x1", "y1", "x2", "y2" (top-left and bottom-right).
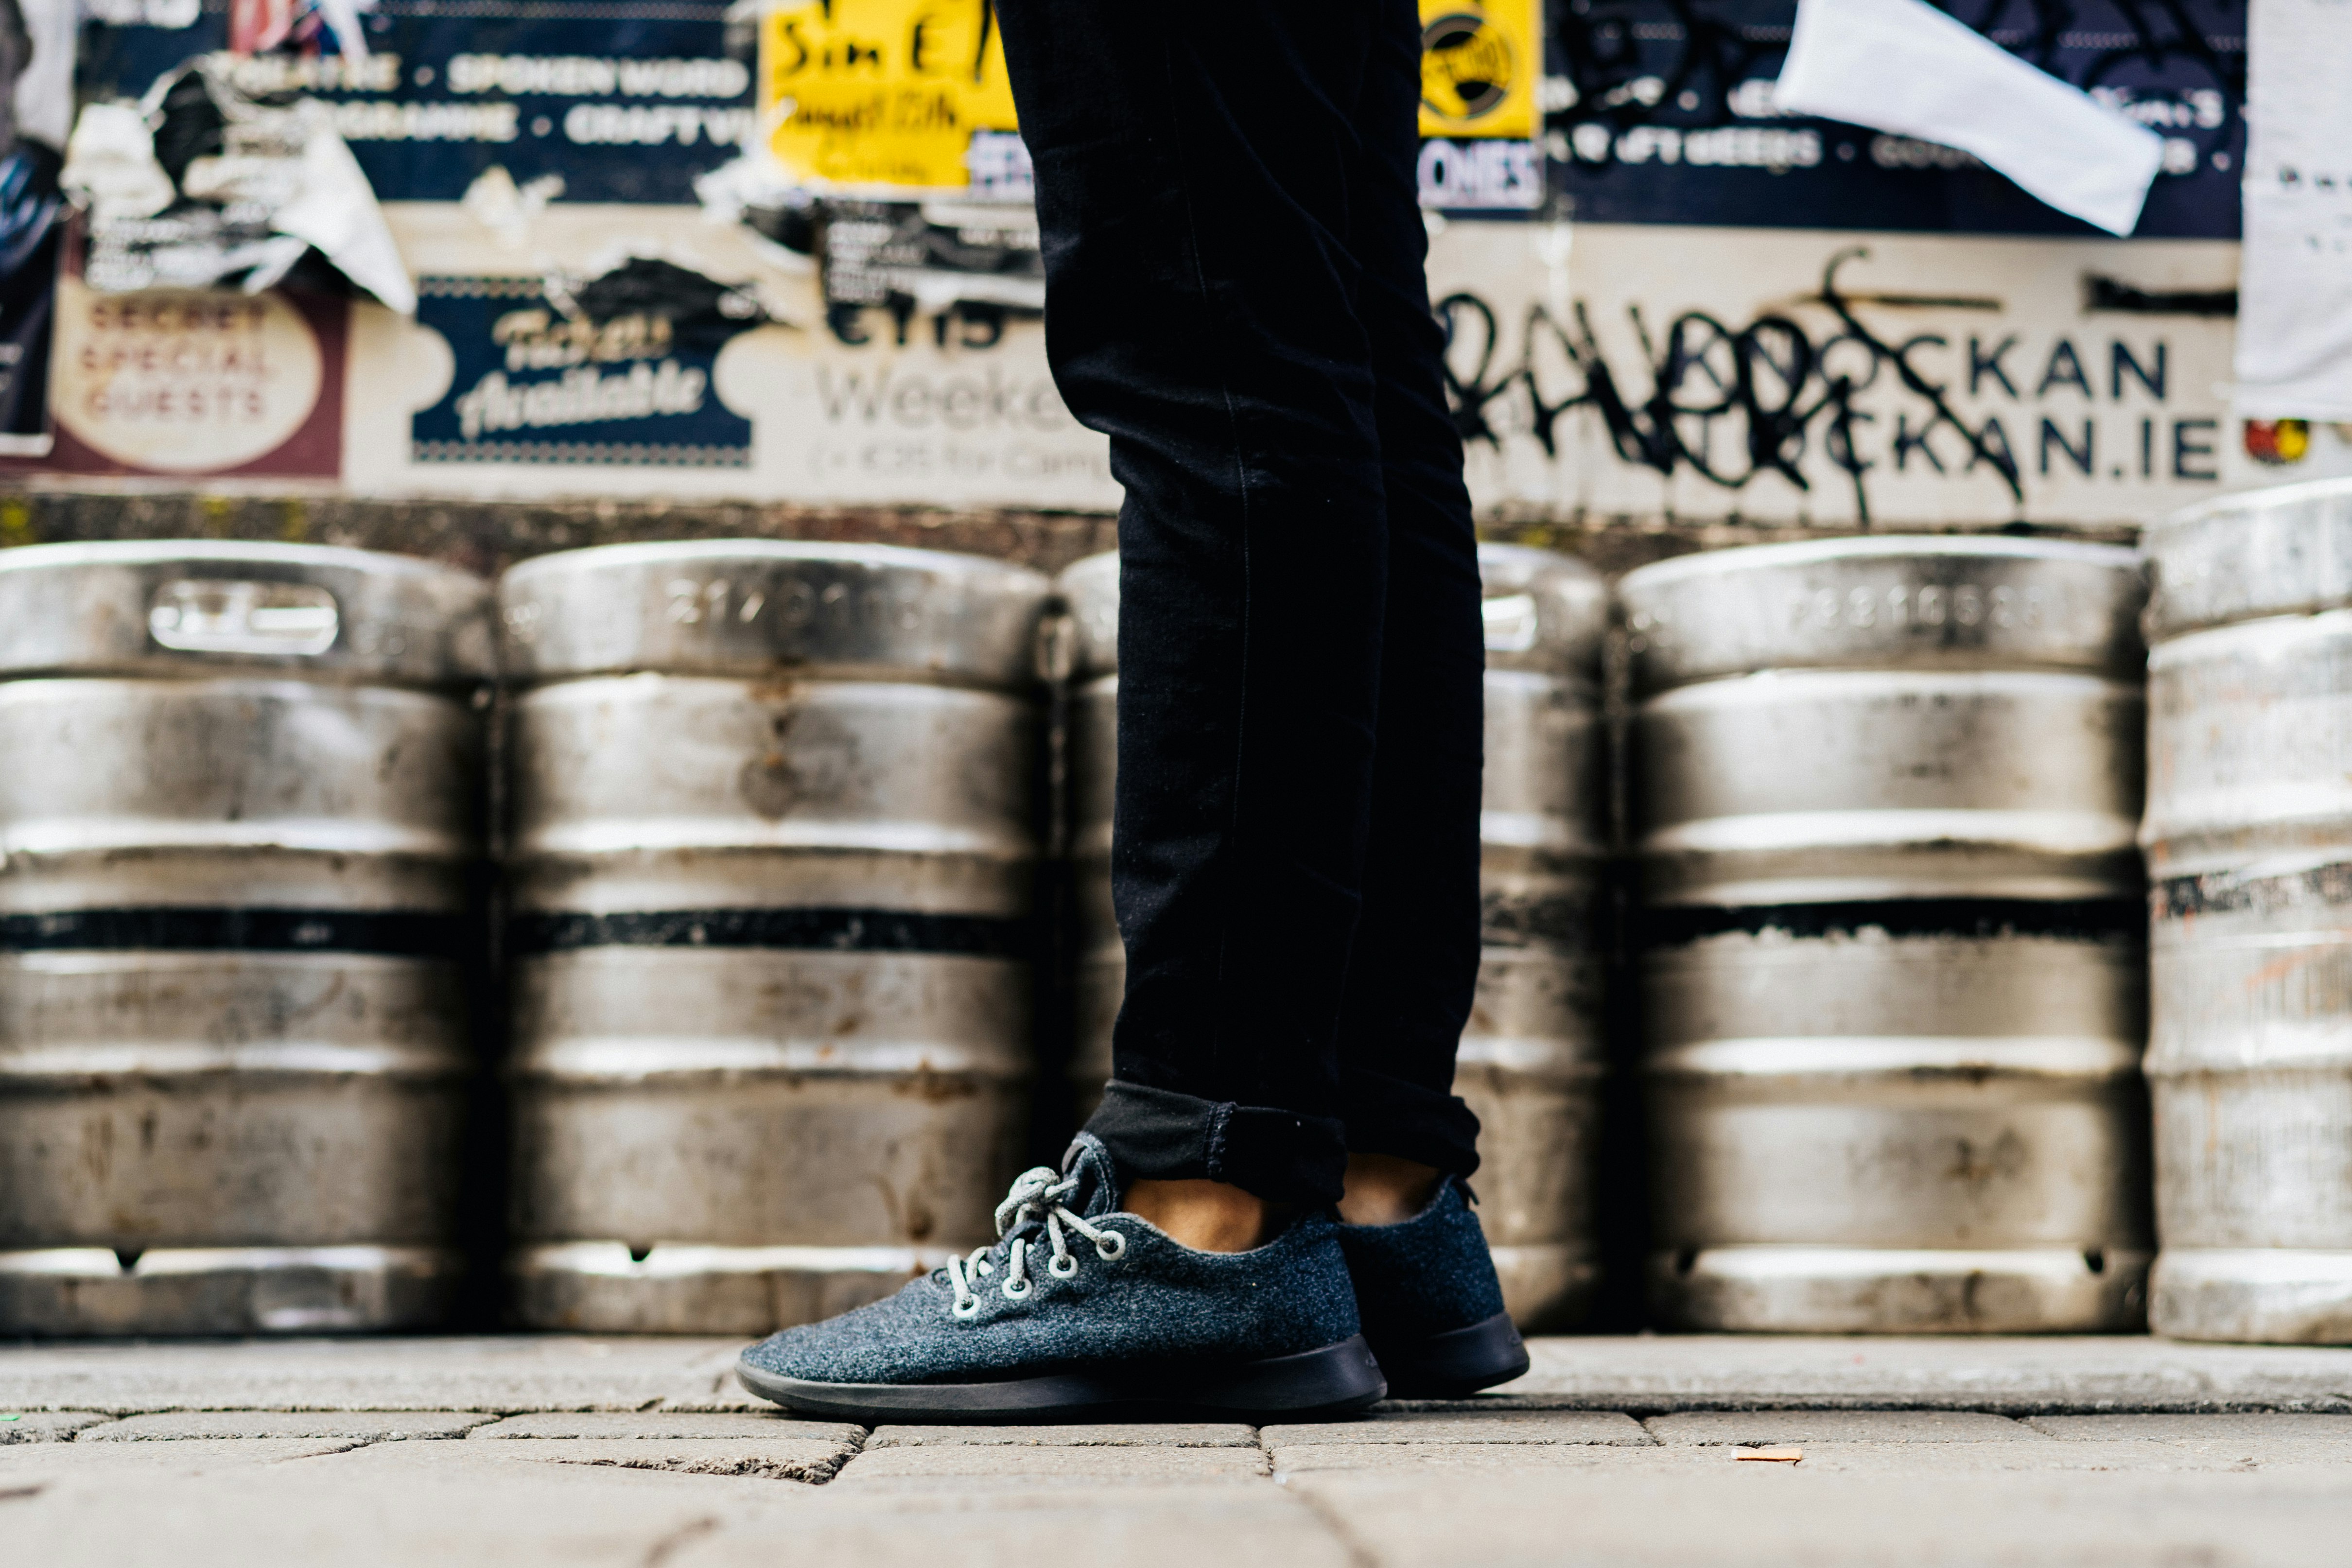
[
  {"x1": 1487, "y1": 1335, "x2": 2352, "y2": 1414},
  {"x1": 9, "y1": 1335, "x2": 2352, "y2": 1418}
]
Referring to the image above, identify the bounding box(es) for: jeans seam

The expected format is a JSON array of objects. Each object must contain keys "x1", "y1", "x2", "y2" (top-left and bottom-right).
[{"x1": 1202, "y1": 1098, "x2": 1235, "y2": 1181}]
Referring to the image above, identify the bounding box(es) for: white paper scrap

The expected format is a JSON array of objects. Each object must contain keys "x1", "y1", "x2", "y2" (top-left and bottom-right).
[
  {"x1": 2234, "y1": 0, "x2": 2352, "y2": 421},
  {"x1": 1773, "y1": 0, "x2": 2165, "y2": 236}
]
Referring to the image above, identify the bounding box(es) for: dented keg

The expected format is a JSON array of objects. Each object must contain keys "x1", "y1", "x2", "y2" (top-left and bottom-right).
[
  {"x1": 1622, "y1": 537, "x2": 2151, "y2": 1333},
  {"x1": 0, "y1": 542, "x2": 491, "y2": 1335},
  {"x1": 500, "y1": 542, "x2": 1049, "y2": 1333},
  {"x1": 1056, "y1": 544, "x2": 1608, "y2": 1328},
  {"x1": 2144, "y1": 479, "x2": 2352, "y2": 1342}
]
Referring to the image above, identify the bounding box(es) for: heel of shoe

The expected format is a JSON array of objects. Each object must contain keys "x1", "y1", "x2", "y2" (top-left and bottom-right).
[
  {"x1": 1183, "y1": 1333, "x2": 1388, "y2": 1419},
  {"x1": 1375, "y1": 1311, "x2": 1530, "y2": 1398}
]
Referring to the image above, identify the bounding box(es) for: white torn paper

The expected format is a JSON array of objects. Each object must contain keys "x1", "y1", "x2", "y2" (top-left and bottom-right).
[
  {"x1": 61, "y1": 59, "x2": 414, "y2": 312},
  {"x1": 1773, "y1": 0, "x2": 2164, "y2": 236},
  {"x1": 2233, "y1": 0, "x2": 2352, "y2": 420}
]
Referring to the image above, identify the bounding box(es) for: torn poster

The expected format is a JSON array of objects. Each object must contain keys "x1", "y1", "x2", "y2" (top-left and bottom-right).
[
  {"x1": 1772, "y1": 0, "x2": 2165, "y2": 236},
  {"x1": 60, "y1": 54, "x2": 414, "y2": 311},
  {"x1": 817, "y1": 198, "x2": 1040, "y2": 320},
  {"x1": 2233, "y1": 0, "x2": 2352, "y2": 421},
  {"x1": 0, "y1": 0, "x2": 73, "y2": 456}
]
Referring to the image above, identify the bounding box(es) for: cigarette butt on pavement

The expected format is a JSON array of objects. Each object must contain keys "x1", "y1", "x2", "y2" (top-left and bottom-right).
[{"x1": 1737, "y1": 1446, "x2": 1804, "y2": 1463}]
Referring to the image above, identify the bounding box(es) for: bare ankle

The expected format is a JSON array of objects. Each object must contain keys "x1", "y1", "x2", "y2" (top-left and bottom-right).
[
  {"x1": 1338, "y1": 1153, "x2": 1443, "y2": 1226},
  {"x1": 1124, "y1": 1178, "x2": 1287, "y2": 1252}
]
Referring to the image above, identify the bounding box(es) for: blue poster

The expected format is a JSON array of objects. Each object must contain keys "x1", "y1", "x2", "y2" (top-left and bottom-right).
[
  {"x1": 1542, "y1": 0, "x2": 2246, "y2": 237},
  {"x1": 75, "y1": 0, "x2": 752, "y2": 205},
  {"x1": 409, "y1": 268, "x2": 756, "y2": 467}
]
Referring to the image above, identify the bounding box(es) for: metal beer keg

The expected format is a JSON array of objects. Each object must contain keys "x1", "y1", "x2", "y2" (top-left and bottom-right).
[
  {"x1": 2144, "y1": 479, "x2": 2352, "y2": 1342},
  {"x1": 500, "y1": 541, "x2": 1049, "y2": 1333},
  {"x1": 0, "y1": 542, "x2": 491, "y2": 1334},
  {"x1": 1622, "y1": 537, "x2": 2151, "y2": 1332},
  {"x1": 1060, "y1": 551, "x2": 1121, "y2": 1120},
  {"x1": 1056, "y1": 544, "x2": 1608, "y2": 1327}
]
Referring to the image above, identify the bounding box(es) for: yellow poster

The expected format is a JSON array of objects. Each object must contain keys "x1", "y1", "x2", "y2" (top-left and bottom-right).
[
  {"x1": 760, "y1": 0, "x2": 1020, "y2": 189},
  {"x1": 760, "y1": 0, "x2": 1537, "y2": 192},
  {"x1": 1417, "y1": 0, "x2": 1538, "y2": 139}
]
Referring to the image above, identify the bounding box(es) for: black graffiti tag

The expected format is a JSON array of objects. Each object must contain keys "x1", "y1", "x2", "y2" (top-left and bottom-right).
[{"x1": 1438, "y1": 248, "x2": 2024, "y2": 522}]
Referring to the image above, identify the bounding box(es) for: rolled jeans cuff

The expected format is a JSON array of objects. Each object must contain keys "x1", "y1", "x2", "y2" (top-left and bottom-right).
[
  {"x1": 1085, "y1": 1080, "x2": 1350, "y2": 1206},
  {"x1": 1338, "y1": 1063, "x2": 1482, "y2": 1180}
]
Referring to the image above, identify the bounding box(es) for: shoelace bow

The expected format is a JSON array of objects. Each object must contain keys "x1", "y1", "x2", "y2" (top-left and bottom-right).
[{"x1": 946, "y1": 1166, "x2": 1127, "y2": 1319}]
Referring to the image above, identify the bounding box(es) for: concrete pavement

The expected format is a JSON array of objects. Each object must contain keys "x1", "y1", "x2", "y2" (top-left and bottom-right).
[{"x1": 5, "y1": 1336, "x2": 2352, "y2": 1566}]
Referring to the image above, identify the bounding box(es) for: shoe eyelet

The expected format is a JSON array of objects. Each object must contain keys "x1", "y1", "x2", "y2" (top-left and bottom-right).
[
  {"x1": 1001, "y1": 1276, "x2": 1033, "y2": 1301},
  {"x1": 1047, "y1": 1253, "x2": 1080, "y2": 1280},
  {"x1": 952, "y1": 1297, "x2": 981, "y2": 1320},
  {"x1": 1094, "y1": 1230, "x2": 1127, "y2": 1262}
]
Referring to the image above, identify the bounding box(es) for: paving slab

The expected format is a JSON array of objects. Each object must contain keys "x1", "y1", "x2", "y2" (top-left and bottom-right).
[
  {"x1": 831, "y1": 1444, "x2": 1269, "y2": 1489},
  {"x1": 1267, "y1": 1410, "x2": 1649, "y2": 1446},
  {"x1": 1284, "y1": 1464, "x2": 2352, "y2": 1566},
  {"x1": 0, "y1": 1437, "x2": 368, "y2": 1477},
  {"x1": 6, "y1": 1443, "x2": 812, "y2": 1568},
  {"x1": 469, "y1": 1411, "x2": 859, "y2": 1442},
  {"x1": 0, "y1": 1411, "x2": 109, "y2": 1443},
  {"x1": 866, "y1": 1422, "x2": 1256, "y2": 1447},
  {"x1": 1503, "y1": 1336, "x2": 2352, "y2": 1413},
  {"x1": 83, "y1": 1411, "x2": 491, "y2": 1441},
  {"x1": 1646, "y1": 1410, "x2": 2042, "y2": 1446},
  {"x1": 674, "y1": 1482, "x2": 1355, "y2": 1568},
  {"x1": 2027, "y1": 1413, "x2": 2352, "y2": 1442},
  {"x1": 0, "y1": 1335, "x2": 748, "y2": 1413}
]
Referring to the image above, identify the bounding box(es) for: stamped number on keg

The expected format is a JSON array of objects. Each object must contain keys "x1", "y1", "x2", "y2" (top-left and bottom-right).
[
  {"x1": 664, "y1": 576, "x2": 927, "y2": 633},
  {"x1": 1787, "y1": 583, "x2": 2050, "y2": 633}
]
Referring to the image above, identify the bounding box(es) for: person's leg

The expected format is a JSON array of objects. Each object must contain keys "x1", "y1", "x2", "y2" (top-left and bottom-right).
[
  {"x1": 1318, "y1": 0, "x2": 1527, "y2": 1398},
  {"x1": 1331, "y1": 0, "x2": 1487, "y2": 1202},
  {"x1": 998, "y1": 0, "x2": 1390, "y2": 1222},
  {"x1": 735, "y1": 0, "x2": 1411, "y2": 1423}
]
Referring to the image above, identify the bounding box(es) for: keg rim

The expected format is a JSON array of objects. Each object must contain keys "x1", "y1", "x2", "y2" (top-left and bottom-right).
[
  {"x1": 500, "y1": 537, "x2": 1051, "y2": 595},
  {"x1": 0, "y1": 538, "x2": 488, "y2": 587},
  {"x1": 2143, "y1": 476, "x2": 2352, "y2": 638},
  {"x1": 2150, "y1": 472, "x2": 2352, "y2": 536},
  {"x1": 1056, "y1": 543, "x2": 1608, "y2": 679},
  {"x1": 1476, "y1": 540, "x2": 1605, "y2": 577},
  {"x1": 0, "y1": 539, "x2": 494, "y2": 684},
  {"x1": 1619, "y1": 533, "x2": 2142, "y2": 597},
  {"x1": 1056, "y1": 550, "x2": 1118, "y2": 585}
]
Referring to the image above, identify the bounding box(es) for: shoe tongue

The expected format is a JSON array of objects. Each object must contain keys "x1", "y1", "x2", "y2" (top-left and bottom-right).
[{"x1": 1057, "y1": 1132, "x2": 1122, "y2": 1219}]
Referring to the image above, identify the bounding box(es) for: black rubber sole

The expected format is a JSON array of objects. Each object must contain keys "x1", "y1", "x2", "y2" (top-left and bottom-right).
[
  {"x1": 736, "y1": 1334, "x2": 1387, "y2": 1425},
  {"x1": 1371, "y1": 1311, "x2": 1531, "y2": 1398}
]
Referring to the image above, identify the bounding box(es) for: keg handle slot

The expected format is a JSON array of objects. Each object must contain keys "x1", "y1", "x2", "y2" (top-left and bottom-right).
[
  {"x1": 1482, "y1": 593, "x2": 1540, "y2": 653},
  {"x1": 149, "y1": 579, "x2": 341, "y2": 657}
]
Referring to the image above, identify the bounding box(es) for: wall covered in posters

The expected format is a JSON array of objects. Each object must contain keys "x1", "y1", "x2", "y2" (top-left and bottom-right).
[{"x1": 11, "y1": 0, "x2": 2300, "y2": 525}]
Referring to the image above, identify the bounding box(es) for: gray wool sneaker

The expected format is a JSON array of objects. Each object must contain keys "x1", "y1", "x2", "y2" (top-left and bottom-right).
[
  {"x1": 735, "y1": 1132, "x2": 1387, "y2": 1424},
  {"x1": 1338, "y1": 1177, "x2": 1530, "y2": 1398}
]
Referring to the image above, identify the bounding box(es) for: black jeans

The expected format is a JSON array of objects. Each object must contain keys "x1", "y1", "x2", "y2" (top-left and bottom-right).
[{"x1": 999, "y1": 0, "x2": 1485, "y2": 1206}]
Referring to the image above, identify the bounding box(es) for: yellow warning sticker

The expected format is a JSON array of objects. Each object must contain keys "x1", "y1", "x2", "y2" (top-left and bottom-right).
[
  {"x1": 759, "y1": 0, "x2": 1020, "y2": 190},
  {"x1": 1417, "y1": 0, "x2": 1538, "y2": 139}
]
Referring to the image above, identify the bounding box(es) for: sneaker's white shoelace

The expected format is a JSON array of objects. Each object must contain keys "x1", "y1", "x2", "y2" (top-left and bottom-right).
[{"x1": 946, "y1": 1166, "x2": 1127, "y2": 1319}]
